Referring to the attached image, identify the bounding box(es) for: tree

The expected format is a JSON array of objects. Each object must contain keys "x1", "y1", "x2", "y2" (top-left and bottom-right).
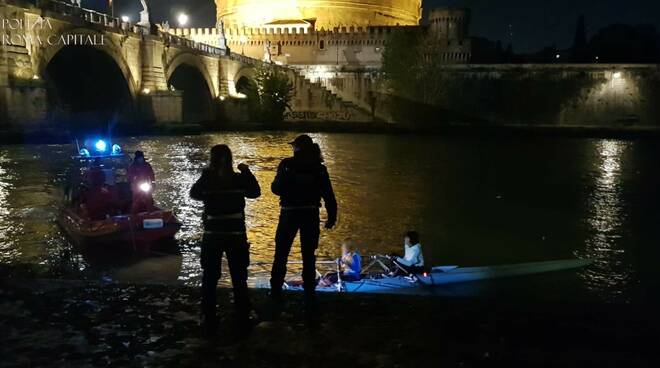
[
  {"x1": 245, "y1": 66, "x2": 295, "y2": 124},
  {"x1": 381, "y1": 28, "x2": 426, "y2": 101}
]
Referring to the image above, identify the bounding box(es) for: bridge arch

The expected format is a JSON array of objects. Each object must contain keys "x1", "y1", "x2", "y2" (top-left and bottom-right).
[
  {"x1": 39, "y1": 28, "x2": 136, "y2": 131},
  {"x1": 232, "y1": 67, "x2": 257, "y2": 97},
  {"x1": 165, "y1": 52, "x2": 217, "y2": 98},
  {"x1": 165, "y1": 53, "x2": 216, "y2": 123},
  {"x1": 37, "y1": 28, "x2": 138, "y2": 98}
]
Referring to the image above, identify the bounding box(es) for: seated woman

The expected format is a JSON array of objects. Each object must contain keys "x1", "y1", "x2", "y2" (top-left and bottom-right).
[
  {"x1": 390, "y1": 231, "x2": 425, "y2": 276},
  {"x1": 319, "y1": 240, "x2": 362, "y2": 286}
]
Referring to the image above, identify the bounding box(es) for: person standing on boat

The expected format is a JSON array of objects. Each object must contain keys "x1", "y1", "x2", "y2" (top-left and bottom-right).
[
  {"x1": 270, "y1": 134, "x2": 337, "y2": 322},
  {"x1": 391, "y1": 231, "x2": 425, "y2": 275},
  {"x1": 128, "y1": 151, "x2": 155, "y2": 213},
  {"x1": 190, "y1": 144, "x2": 261, "y2": 338}
]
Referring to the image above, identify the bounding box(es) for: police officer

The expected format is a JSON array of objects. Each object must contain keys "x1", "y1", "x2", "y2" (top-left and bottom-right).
[
  {"x1": 190, "y1": 144, "x2": 261, "y2": 338},
  {"x1": 270, "y1": 135, "x2": 337, "y2": 322}
]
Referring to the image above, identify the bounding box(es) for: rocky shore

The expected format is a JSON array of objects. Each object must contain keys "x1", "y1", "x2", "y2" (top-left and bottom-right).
[{"x1": 1, "y1": 276, "x2": 657, "y2": 368}]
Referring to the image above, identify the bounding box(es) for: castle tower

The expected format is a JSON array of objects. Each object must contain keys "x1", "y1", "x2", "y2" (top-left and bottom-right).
[
  {"x1": 216, "y1": 0, "x2": 422, "y2": 29},
  {"x1": 427, "y1": 8, "x2": 472, "y2": 63},
  {"x1": 428, "y1": 8, "x2": 471, "y2": 42}
]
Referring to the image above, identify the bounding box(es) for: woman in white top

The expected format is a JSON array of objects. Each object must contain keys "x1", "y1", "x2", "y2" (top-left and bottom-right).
[{"x1": 391, "y1": 231, "x2": 425, "y2": 275}]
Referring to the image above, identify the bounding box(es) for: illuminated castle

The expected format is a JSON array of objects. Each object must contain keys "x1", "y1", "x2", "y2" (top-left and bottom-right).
[
  {"x1": 171, "y1": 1, "x2": 471, "y2": 67},
  {"x1": 217, "y1": 0, "x2": 422, "y2": 28}
]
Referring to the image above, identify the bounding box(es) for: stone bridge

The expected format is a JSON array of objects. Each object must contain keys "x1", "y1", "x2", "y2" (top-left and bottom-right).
[{"x1": 0, "y1": 0, "x2": 374, "y2": 132}]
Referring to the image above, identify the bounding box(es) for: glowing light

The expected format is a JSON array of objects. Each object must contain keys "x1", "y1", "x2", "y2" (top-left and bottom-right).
[
  {"x1": 32, "y1": 75, "x2": 40, "y2": 80},
  {"x1": 111, "y1": 144, "x2": 122, "y2": 155},
  {"x1": 139, "y1": 182, "x2": 152, "y2": 193},
  {"x1": 142, "y1": 88, "x2": 151, "y2": 95},
  {"x1": 613, "y1": 72, "x2": 622, "y2": 79},
  {"x1": 79, "y1": 148, "x2": 91, "y2": 157},
  {"x1": 555, "y1": 54, "x2": 560, "y2": 59},
  {"x1": 177, "y1": 13, "x2": 189, "y2": 26},
  {"x1": 95, "y1": 140, "x2": 107, "y2": 152},
  {"x1": 219, "y1": 95, "x2": 226, "y2": 101},
  {"x1": 121, "y1": 15, "x2": 130, "y2": 23}
]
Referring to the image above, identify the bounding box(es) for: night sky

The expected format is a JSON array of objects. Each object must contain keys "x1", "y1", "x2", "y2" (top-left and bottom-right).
[{"x1": 87, "y1": 0, "x2": 660, "y2": 52}]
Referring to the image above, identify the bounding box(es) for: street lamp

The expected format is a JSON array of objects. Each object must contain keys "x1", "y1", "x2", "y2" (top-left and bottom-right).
[{"x1": 177, "y1": 13, "x2": 189, "y2": 27}]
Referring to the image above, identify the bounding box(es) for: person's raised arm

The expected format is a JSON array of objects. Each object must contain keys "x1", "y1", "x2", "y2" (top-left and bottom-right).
[
  {"x1": 321, "y1": 166, "x2": 337, "y2": 229},
  {"x1": 238, "y1": 163, "x2": 261, "y2": 199}
]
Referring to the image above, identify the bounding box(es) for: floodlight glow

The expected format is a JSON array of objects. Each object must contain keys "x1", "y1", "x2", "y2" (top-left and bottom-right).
[
  {"x1": 177, "y1": 13, "x2": 189, "y2": 26},
  {"x1": 139, "y1": 182, "x2": 152, "y2": 193},
  {"x1": 95, "y1": 140, "x2": 107, "y2": 152},
  {"x1": 613, "y1": 72, "x2": 622, "y2": 79},
  {"x1": 121, "y1": 15, "x2": 130, "y2": 23}
]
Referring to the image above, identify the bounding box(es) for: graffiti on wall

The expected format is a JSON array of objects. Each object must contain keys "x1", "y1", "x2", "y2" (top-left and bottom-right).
[{"x1": 284, "y1": 111, "x2": 353, "y2": 121}]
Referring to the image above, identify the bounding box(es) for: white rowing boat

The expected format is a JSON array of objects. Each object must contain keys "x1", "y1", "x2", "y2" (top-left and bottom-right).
[{"x1": 256, "y1": 258, "x2": 592, "y2": 295}]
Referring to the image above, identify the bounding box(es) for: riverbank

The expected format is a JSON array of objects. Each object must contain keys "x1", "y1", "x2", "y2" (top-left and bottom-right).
[
  {"x1": 1, "y1": 276, "x2": 657, "y2": 367},
  {"x1": 4, "y1": 121, "x2": 660, "y2": 145}
]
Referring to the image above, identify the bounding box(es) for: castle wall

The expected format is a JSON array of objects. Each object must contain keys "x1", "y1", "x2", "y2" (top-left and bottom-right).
[{"x1": 172, "y1": 26, "x2": 398, "y2": 67}]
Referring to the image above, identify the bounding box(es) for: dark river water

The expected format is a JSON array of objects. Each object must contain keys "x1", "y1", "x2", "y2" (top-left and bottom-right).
[{"x1": 1, "y1": 132, "x2": 659, "y2": 303}]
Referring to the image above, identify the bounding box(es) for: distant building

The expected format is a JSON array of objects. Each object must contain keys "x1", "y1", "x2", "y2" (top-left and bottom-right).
[{"x1": 170, "y1": 1, "x2": 472, "y2": 68}]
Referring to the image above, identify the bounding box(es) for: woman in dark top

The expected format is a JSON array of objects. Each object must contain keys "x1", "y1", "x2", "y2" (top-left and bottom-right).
[{"x1": 190, "y1": 144, "x2": 261, "y2": 338}]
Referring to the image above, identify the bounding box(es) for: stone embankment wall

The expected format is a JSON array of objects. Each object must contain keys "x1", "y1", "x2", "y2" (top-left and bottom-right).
[{"x1": 302, "y1": 64, "x2": 660, "y2": 126}]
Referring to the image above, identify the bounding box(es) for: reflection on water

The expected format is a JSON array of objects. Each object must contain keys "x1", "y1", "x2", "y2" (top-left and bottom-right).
[
  {"x1": 578, "y1": 140, "x2": 635, "y2": 302},
  {"x1": 0, "y1": 133, "x2": 652, "y2": 302},
  {"x1": 0, "y1": 150, "x2": 16, "y2": 261}
]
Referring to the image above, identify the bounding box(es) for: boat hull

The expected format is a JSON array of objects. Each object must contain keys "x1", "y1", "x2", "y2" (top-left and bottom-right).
[
  {"x1": 273, "y1": 258, "x2": 593, "y2": 295},
  {"x1": 58, "y1": 207, "x2": 182, "y2": 254}
]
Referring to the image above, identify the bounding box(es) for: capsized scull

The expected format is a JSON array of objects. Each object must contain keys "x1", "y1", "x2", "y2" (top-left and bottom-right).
[{"x1": 255, "y1": 258, "x2": 592, "y2": 295}]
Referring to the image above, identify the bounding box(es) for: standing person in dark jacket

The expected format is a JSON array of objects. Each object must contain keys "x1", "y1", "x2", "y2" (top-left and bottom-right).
[
  {"x1": 270, "y1": 134, "x2": 337, "y2": 323},
  {"x1": 190, "y1": 144, "x2": 261, "y2": 338}
]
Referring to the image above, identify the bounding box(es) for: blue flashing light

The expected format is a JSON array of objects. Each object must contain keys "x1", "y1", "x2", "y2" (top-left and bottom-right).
[
  {"x1": 95, "y1": 140, "x2": 107, "y2": 152},
  {"x1": 79, "y1": 148, "x2": 91, "y2": 157},
  {"x1": 111, "y1": 144, "x2": 122, "y2": 155}
]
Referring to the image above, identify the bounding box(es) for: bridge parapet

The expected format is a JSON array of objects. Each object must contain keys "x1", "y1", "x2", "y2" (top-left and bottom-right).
[
  {"x1": 45, "y1": 0, "x2": 131, "y2": 32},
  {"x1": 44, "y1": 1, "x2": 226, "y2": 56}
]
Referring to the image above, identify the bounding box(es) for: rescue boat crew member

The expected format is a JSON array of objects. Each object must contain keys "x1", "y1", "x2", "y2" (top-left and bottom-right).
[
  {"x1": 190, "y1": 144, "x2": 261, "y2": 338},
  {"x1": 128, "y1": 151, "x2": 155, "y2": 213},
  {"x1": 270, "y1": 134, "x2": 337, "y2": 323}
]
